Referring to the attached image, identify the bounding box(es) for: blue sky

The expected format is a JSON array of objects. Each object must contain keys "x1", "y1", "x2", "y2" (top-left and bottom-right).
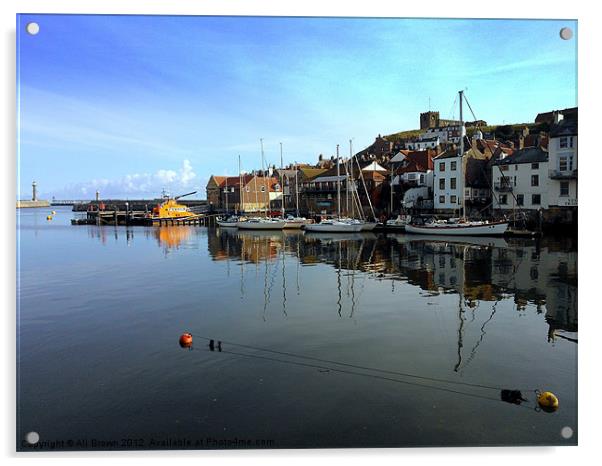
[{"x1": 17, "y1": 15, "x2": 577, "y2": 200}]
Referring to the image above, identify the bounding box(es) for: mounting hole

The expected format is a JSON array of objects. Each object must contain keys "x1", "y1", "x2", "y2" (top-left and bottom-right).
[
  {"x1": 561, "y1": 426, "x2": 573, "y2": 439},
  {"x1": 25, "y1": 431, "x2": 40, "y2": 445},
  {"x1": 559, "y1": 27, "x2": 573, "y2": 40},
  {"x1": 26, "y1": 22, "x2": 40, "y2": 35}
]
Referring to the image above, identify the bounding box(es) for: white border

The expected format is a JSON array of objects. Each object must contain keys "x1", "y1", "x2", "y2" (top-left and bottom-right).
[{"x1": 2, "y1": 1, "x2": 599, "y2": 464}]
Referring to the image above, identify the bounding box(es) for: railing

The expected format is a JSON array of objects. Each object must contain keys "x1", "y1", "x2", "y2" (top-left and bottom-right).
[{"x1": 549, "y1": 169, "x2": 577, "y2": 179}]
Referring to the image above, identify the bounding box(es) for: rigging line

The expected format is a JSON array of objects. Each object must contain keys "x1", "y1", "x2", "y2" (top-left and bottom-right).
[
  {"x1": 192, "y1": 335, "x2": 532, "y2": 392},
  {"x1": 463, "y1": 93, "x2": 479, "y2": 123},
  {"x1": 217, "y1": 348, "x2": 524, "y2": 407}
]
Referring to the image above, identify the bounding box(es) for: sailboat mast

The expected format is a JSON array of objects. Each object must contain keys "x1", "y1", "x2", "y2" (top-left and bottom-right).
[
  {"x1": 354, "y1": 151, "x2": 376, "y2": 221},
  {"x1": 225, "y1": 176, "x2": 228, "y2": 212},
  {"x1": 390, "y1": 161, "x2": 394, "y2": 216},
  {"x1": 260, "y1": 138, "x2": 269, "y2": 217},
  {"x1": 459, "y1": 90, "x2": 465, "y2": 219},
  {"x1": 349, "y1": 139, "x2": 355, "y2": 218},
  {"x1": 295, "y1": 161, "x2": 300, "y2": 217},
  {"x1": 238, "y1": 154, "x2": 243, "y2": 214},
  {"x1": 280, "y1": 142, "x2": 285, "y2": 218},
  {"x1": 336, "y1": 144, "x2": 341, "y2": 219}
]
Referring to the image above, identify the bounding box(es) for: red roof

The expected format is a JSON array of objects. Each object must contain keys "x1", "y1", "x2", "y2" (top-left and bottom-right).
[{"x1": 396, "y1": 150, "x2": 435, "y2": 174}]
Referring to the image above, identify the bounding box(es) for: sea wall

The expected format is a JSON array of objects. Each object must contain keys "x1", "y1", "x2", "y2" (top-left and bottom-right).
[{"x1": 16, "y1": 200, "x2": 50, "y2": 208}]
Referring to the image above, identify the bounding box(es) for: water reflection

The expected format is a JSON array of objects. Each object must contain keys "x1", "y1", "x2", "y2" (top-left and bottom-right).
[
  {"x1": 81, "y1": 224, "x2": 577, "y2": 343},
  {"x1": 207, "y1": 229, "x2": 577, "y2": 341}
]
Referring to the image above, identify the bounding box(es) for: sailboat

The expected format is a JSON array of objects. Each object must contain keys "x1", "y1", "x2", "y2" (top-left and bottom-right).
[
  {"x1": 405, "y1": 90, "x2": 508, "y2": 237},
  {"x1": 305, "y1": 144, "x2": 363, "y2": 233},
  {"x1": 351, "y1": 148, "x2": 379, "y2": 231},
  {"x1": 237, "y1": 139, "x2": 286, "y2": 230},
  {"x1": 276, "y1": 144, "x2": 310, "y2": 229},
  {"x1": 217, "y1": 157, "x2": 243, "y2": 228}
]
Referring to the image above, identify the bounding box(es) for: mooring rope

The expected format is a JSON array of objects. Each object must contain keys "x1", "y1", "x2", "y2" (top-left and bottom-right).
[{"x1": 191, "y1": 335, "x2": 538, "y2": 394}]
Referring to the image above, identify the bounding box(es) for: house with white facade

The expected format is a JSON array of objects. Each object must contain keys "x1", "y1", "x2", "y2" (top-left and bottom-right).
[
  {"x1": 422, "y1": 124, "x2": 466, "y2": 144},
  {"x1": 390, "y1": 150, "x2": 435, "y2": 211},
  {"x1": 491, "y1": 146, "x2": 549, "y2": 215},
  {"x1": 406, "y1": 136, "x2": 440, "y2": 150},
  {"x1": 547, "y1": 113, "x2": 577, "y2": 224},
  {"x1": 433, "y1": 149, "x2": 463, "y2": 213}
]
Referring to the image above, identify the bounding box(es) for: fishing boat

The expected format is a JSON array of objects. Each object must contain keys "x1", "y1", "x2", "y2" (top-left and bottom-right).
[{"x1": 150, "y1": 191, "x2": 200, "y2": 220}]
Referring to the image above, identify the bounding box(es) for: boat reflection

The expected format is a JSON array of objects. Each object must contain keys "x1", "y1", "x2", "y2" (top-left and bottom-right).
[{"x1": 207, "y1": 229, "x2": 577, "y2": 341}]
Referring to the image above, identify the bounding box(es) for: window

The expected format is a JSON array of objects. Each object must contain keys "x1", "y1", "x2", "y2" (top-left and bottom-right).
[
  {"x1": 439, "y1": 162, "x2": 445, "y2": 171},
  {"x1": 499, "y1": 194, "x2": 508, "y2": 205},
  {"x1": 559, "y1": 156, "x2": 573, "y2": 172},
  {"x1": 500, "y1": 165, "x2": 509, "y2": 171},
  {"x1": 531, "y1": 163, "x2": 539, "y2": 170},
  {"x1": 531, "y1": 175, "x2": 539, "y2": 187},
  {"x1": 260, "y1": 186, "x2": 266, "y2": 192},
  {"x1": 516, "y1": 194, "x2": 524, "y2": 206},
  {"x1": 560, "y1": 181, "x2": 569, "y2": 197},
  {"x1": 451, "y1": 161, "x2": 457, "y2": 170},
  {"x1": 450, "y1": 178, "x2": 457, "y2": 189},
  {"x1": 450, "y1": 195, "x2": 457, "y2": 204},
  {"x1": 439, "y1": 179, "x2": 445, "y2": 190},
  {"x1": 532, "y1": 194, "x2": 541, "y2": 205},
  {"x1": 515, "y1": 165, "x2": 518, "y2": 171},
  {"x1": 420, "y1": 174, "x2": 425, "y2": 184},
  {"x1": 245, "y1": 186, "x2": 250, "y2": 192},
  {"x1": 439, "y1": 195, "x2": 445, "y2": 204},
  {"x1": 559, "y1": 137, "x2": 568, "y2": 148}
]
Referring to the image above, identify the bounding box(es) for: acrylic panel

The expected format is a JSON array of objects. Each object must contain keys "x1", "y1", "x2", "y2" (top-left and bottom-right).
[{"x1": 16, "y1": 14, "x2": 578, "y2": 451}]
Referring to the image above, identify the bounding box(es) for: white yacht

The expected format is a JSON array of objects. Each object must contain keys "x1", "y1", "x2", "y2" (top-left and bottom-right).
[
  {"x1": 237, "y1": 217, "x2": 286, "y2": 230},
  {"x1": 216, "y1": 215, "x2": 240, "y2": 228},
  {"x1": 405, "y1": 219, "x2": 508, "y2": 236},
  {"x1": 282, "y1": 215, "x2": 310, "y2": 229},
  {"x1": 304, "y1": 218, "x2": 364, "y2": 233}
]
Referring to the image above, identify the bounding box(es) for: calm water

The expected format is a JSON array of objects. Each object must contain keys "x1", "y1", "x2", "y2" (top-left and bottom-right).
[{"x1": 17, "y1": 207, "x2": 577, "y2": 450}]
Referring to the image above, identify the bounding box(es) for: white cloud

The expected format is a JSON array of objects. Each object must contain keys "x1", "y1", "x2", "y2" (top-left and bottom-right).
[{"x1": 49, "y1": 160, "x2": 200, "y2": 199}]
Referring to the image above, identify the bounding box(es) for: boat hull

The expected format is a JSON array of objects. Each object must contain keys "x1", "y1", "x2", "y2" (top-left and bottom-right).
[
  {"x1": 304, "y1": 222, "x2": 363, "y2": 233},
  {"x1": 217, "y1": 221, "x2": 238, "y2": 228},
  {"x1": 404, "y1": 221, "x2": 508, "y2": 236},
  {"x1": 237, "y1": 220, "x2": 286, "y2": 230},
  {"x1": 283, "y1": 220, "x2": 308, "y2": 229},
  {"x1": 360, "y1": 222, "x2": 378, "y2": 231}
]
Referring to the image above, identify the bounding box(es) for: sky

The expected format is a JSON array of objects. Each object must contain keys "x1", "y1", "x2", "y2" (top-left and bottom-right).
[{"x1": 17, "y1": 15, "x2": 577, "y2": 200}]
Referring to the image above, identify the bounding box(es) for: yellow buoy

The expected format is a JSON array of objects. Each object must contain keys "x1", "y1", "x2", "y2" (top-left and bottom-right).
[
  {"x1": 537, "y1": 391, "x2": 559, "y2": 412},
  {"x1": 46, "y1": 215, "x2": 52, "y2": 221}
]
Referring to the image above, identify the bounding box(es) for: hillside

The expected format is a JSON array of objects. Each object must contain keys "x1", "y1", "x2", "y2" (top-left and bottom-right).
[{"x1": 384, "y1": 122, "x2": 545, "y2": 143}]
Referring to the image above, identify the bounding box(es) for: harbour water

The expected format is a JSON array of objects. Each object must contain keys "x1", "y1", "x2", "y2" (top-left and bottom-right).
[{"x1": 17, "y1": 206, "x2": 577, "y2": 449}]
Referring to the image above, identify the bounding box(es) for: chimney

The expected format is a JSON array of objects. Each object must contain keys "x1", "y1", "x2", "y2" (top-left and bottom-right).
[
  {"x1": 554, "y1": 111, "x2": 565, "y2": 124},
  {"x1": 32, "y1": 181, "x2": 37, "y2": 201}
]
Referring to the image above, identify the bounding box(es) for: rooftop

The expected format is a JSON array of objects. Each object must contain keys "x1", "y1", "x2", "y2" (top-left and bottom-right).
[{"x1": 491, "y1": 146, "x2": 548, "y2": 165}]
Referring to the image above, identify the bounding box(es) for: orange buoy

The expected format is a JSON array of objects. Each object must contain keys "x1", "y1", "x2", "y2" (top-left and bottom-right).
[{"x1": 179, "y1": 333, "x2": 193, "y2": 348}]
